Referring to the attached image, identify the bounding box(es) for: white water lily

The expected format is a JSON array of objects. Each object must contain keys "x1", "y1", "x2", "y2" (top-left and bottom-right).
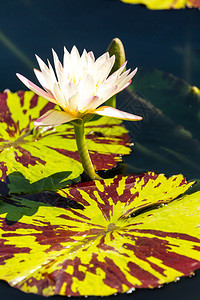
[{"x1": 17, "y1": 46, "x2": 142, "y2": 126}]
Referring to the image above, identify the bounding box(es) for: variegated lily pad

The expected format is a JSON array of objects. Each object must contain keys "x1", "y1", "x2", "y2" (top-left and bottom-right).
[
  {"x1": 0, "y1": 172, "x2": 200, "y2": 296},
  {"x1": 0, "y1": 91, "x2": 130, "y2": 194},
  {"x1": 120, "y1": 0, "x2": 200, "y2": 9}
]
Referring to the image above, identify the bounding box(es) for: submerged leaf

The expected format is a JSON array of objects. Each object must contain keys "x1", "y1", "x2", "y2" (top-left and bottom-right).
[
  {"x1": 0, "y1": 91, "x2": 131, "y2": 194},
  {"x1": 119, "y1": 69, "x2": 200, "y2": 178},
  {"x1": 120, "y1": 0, "x2": 200, "y2": 9},
  {"x1": 0, "y1": 172, "x2": 199, "y2": 296},
  {"x1": 131, "y1": 69, "x2": 200, "y2": 139}
]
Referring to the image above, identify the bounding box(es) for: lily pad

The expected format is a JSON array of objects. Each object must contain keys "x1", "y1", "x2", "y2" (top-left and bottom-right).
[
  {"x1": 131, "y1": 69, "x2": 200, "y2": 139},
  {"x1": 0, "y1": 172, "x2": 200, "y2": 296},
  {"x1": 117, "y1": 70, "x2": 200, "y2": 179},
  {"x1": 120, "y1": 0, "x2": 200, "y2": 10},
  {"x1": 0, "y1": 91, "x2": 131, "y2": 194}
]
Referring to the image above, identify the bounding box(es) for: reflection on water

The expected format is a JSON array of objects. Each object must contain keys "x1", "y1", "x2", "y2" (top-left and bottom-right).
[{"x1": 0, "y1": 31, "x2": 34, "y2": 70}]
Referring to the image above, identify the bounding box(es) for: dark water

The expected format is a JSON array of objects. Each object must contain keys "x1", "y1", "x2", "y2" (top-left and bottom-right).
[
  {"x1": 0, "y1": 0, "x2": 200, "y2": 299},
  {"x1": 1, "y1": 0, "x2": 200, "y2": 90}
]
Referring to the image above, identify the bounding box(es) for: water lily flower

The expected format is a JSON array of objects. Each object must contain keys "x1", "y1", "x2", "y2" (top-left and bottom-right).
[
  {"x1": 17, "y1": 44, "x2": 142, "y2": 181},
  {"x1": 16, "y1": 46, "x2": 142, "y2": 126}
]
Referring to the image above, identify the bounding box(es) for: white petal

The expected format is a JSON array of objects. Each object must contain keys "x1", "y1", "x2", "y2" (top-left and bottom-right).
[
  {"x1": 63, "y1": 48, "x2": 73, "y2": 77},
  {"x1": 88, "y1": 85, "x2": 117, "y2": 111},
  {"x1": 82, "y1": 95, "x2": 99, "y2": 112},
  {"x1": 110, "y1": 65, "x2": 129, "y2": 83},
  {"x1": 93, "y1": 106, "x2": 143, "y2": 121},
  {"x1": 36, "y1": 66, "x2": 61, "y2": 107},
  {"x1": 117, "y1": 80, "x2": 132, "y2": 93},
  {"x1": 34, "y1": 109, "x2": 78, "y2": 126},
  {"x1": 66, "y1": 46, "x2": 82, "y2": 84},
  {"x1": 103, "y1": 68, "x2": 130, "y2": 91},
  {"x1": 78, "y1": 74, "x2": 95, "y2": 111},
  {"x1": 52, "y1": 49, "x2": 64, "y2": 83},
  {"x1": 94, "y1": 52, "x2": 110, "y2": 69},
  {"x1": 95, "y1": 55, "x2": 115, "y2": 83},
  {"x1": 71, "y1": 46, "x2": 81, "y2": 65},
  {"x1": 34, "y1": 69, "x2": 50, "y2": 92},
  {"x1": 35, "y1": 58, "x2": 58, "y2": 98},
  {"x1": 88, "y1": 51, "x2": 95, "y2": 62},
  {"x1": 63, "y1": 82, "x2": 78, "y2": 103},
  {"x1": 35, "y1": 55, "x2": 49, "y2": 73},
  {"x1": 35, "y1": 63, "x2": 65, "y2": 109},
  {"x1": 115, "y1": 61, "x2": 127, "y2": 75},
  {"x1": 113, "y1": 69, "x2": 131, "y2": 86},
  {"x1": 38, "y1": 67, "x2": 55, "y2": 91},
  {"x1": 47, "y1": 59, "x2": 58, "y2": 83},
  {"x1": 16, "y1": 73, "x2": 57, "y2": 104},
  {"x1": 51, "y1": 82, "x2": 66, "y2": 108},
  {"x1": 95, "y1": 82, "x2": 118, "y2": 105},
  {"x1": 64, "y1": 46, "x2": 69, "y2": 55},
  {"x1": 117, "y1": 68, "x2": 137, "y2": 91},
  {"x1": 87, "y1": 51, "x2": 96, "y2": 70},
  {"x1": 80, "y1": 49, "x2": 88, "y2": 66},
  {"x1": 67, "y1": 90, "x2": 80, "y2": 112},
  {"x1": 63, "y1": 47, "x2": 70, "y2": 66}
]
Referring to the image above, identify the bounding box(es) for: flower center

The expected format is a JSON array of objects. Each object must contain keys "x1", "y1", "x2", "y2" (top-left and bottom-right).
[{"x1": 107, "y1": 223, "x2": 118, "y2": 232}]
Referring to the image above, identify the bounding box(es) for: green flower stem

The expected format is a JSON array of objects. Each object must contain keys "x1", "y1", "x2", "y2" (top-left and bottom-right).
[{"x1": 73, "y1": 122, "x2": 102, "y2": 180}]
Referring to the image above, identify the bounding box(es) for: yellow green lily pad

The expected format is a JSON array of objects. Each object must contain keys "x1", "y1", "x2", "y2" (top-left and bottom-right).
[
  {"x1": 0, "y1": 172, "x2": 199, "y2": 296},
  {"x1": 0, "y1": 91, "x2": 131, "y2": 194},
  {"x1": 121, "y1": 0, "x2": 200, "y2": 10}
]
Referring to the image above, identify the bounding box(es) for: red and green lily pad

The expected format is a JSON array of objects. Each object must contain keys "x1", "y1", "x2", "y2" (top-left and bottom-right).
[
  {"x1": 0, "y1": 172, "x2": 200, "y2": 296},
  {"x1": 0, "y1": 91, "x2": 131, "y2": 194},
  {"x1": 120, "y1": 0, "x2": 200, "y2": 10}
]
